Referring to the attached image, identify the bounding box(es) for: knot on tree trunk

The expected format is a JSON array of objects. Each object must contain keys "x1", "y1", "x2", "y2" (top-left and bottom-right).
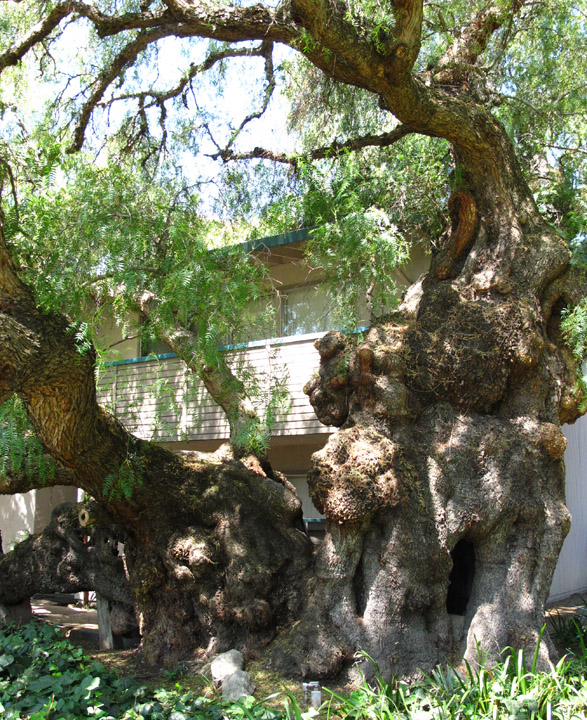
[
  {"x1": 405, "y1": 285, "x2": 529, "y2": 413},
  {"x1": 539, "y1": 423, "x2": 567, "y2": 460},
  {"x1": 304, "y1": 332, "x2": 352, "y2": 427},
  {"x1": 78, "y1": 500, "x2": 116, "y2": 528},
  {"x1": 306, "y1": 325, "x2": 420, "y2": 430},
  {"x1": 308, "y1": 425, "x2": 410, "y2": 522}
]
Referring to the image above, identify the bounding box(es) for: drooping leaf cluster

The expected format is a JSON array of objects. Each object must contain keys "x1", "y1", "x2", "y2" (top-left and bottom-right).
[
  {"x1": 1, "y1": 136, "x2": 291, "y2": 456},
  {"x1": 2, "y1": 140, "x2": 272, "y2": 362},
  {"x1": 0, "y1": 397, "x2": 55, "y2": 484}
]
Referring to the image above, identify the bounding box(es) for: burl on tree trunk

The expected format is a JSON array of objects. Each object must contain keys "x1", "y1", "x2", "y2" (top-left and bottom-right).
[{"x1": 294, "y1": 162, "x2": 584, "y2": 680}]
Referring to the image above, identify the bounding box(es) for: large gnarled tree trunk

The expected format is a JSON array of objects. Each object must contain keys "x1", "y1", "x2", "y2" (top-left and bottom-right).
[
  {"x1": 298, "y1": 112, "x2": 583, "y2": 680},
  {"x1": 0, "y1": 229, "x2": 312, "y2": 664}
]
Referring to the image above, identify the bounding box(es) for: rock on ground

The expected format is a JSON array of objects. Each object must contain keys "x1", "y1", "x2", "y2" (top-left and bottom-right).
[
  {"x1": 211, "y1": 649, "x2": 244, "y2": 682},
  {"x1": 222, "y1": 669, "x2": 256, "y2": 701}
]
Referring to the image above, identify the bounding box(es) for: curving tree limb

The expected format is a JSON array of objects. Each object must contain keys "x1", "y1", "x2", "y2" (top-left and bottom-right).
[
  {"x1": 210, "y1": 124, "x2": 416, "y2": 165},
  {"x1": 432, "y1": 0, "x2": 528, "y2": 85}
]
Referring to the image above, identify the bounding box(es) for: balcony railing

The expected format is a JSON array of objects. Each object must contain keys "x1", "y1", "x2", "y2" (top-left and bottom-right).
[{"x1": 97, "y1": 332, "x2": 335, "y2": 444}]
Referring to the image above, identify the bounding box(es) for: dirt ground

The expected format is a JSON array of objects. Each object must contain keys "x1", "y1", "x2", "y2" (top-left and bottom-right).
[{"x1": 30, "y1": 597, "x2": 302, "y2": 699}]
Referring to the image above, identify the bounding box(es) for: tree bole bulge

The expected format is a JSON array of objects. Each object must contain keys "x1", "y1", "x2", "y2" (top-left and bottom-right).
[{"x1": 295, "y1": 133, "x2": 581, "y2": 678}]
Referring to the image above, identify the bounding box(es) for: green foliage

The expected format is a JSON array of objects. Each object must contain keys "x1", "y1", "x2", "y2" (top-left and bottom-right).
[
  {"x1": 324, "y1": 648, "x2": 587, "y2": 720},
  {"x1": 562, "y1": 302, "x2": 587, "y2": 364},
  {"x1": 2, "y1": 141, "x2": 291, "y2": 453},
  {"x1": 281, "y1": 148, "x2": 445, "y2": 328},
  {"x1": 3, "y1": 623, "x2": 587, "y2": 720},
  {"x1": 561, "y1": 302, "x2": 587, "y2": 409},
  {"x1": 0, "y1": 622, "x2": 135, "y2": 719},
  {"x1": 231, "y1": 358, "x2": 291, "y2": 458},
  {"x1": 0, "y1": 622, "x2": 283, "y2": 720},
  {"x1": 549, "y1": 605, "x2": 587, "y2": 654},
  {"x1": 2, "y1": 142, "x2": 270, "y2": 359},
  {"x1": 0, "y1": 396, "x2": 55, "y2": 484},
  {"x1": 103, "y1": 450, "x2": 145, "y2": 501}
]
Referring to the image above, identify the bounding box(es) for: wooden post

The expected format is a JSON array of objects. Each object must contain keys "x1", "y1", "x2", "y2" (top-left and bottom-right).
[{"x1": 96, "y1": 593, "x2": 114, "y2": 650}]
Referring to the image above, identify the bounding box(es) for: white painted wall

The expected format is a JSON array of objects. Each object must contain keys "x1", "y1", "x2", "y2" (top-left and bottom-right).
[
  {"x1": 0, "y1": 491, "x2": 36, "y2": 550},
  {"x1": 0, "y1": 486, "x2": 79, "y2": 552},
  {"x1": 549, "y1": 416, "x2": 587, "y2": 600}
]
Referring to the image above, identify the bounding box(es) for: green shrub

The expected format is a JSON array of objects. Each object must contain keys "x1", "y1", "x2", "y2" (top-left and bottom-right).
[
  {"x1": 0, "y1": 622, "x2": 282, "y2": 720},
  {"x1": 323, "y1": 648, "x2": 587, "y2": 720}
]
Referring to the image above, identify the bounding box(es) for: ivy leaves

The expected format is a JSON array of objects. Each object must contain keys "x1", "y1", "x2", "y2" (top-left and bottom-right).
[
  {"x1": 0, "y1": 622, "x2": 286, "y2": 720},
  {"x1": 0, "y1": 622, "x2": 123, "y2": 719}
]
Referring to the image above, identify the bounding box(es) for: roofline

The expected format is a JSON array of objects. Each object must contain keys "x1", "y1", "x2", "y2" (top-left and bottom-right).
[{"x1": 239, "y1": 227, "x2": 312, "y2": 254}]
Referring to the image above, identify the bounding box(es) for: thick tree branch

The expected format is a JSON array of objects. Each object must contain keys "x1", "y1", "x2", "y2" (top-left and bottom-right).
[
  {"x1": 0, "y1": 226, "x2": 134, "y2": 504},
  {"x1": 76, "y1": 4, "x2": 173, "y2": 37},
  {"x1": 0, "y1": 1, "x2": 76, "y2": 71},
  {"x1": 387, "y1": 0, "x2": 424, "y2": 67},
  {"x1": 0, "y1": 218, "x2": 32, "y2": 301},
  {"x1": 210, "y1": 123, "x2": 415, "y2": 165},
  {"x1": 289, "y1": 0, "x2": 385, "y2": 84},
  {"x1": 160, "y1": 0, "x2": 296, "y2": 43},
  {"x1": 432, "y1": 0, "x2": 526, "y2": 85}
]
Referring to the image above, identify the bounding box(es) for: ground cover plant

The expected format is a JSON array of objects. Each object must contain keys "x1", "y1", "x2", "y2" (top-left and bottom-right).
[
  {"x1": 2, "y1": 622, "x2": 587, "y2": 720},
  {"x1": 0, "y1": 622, "x2": 281, "y2": 720},
  {"x1": 324, "y1": 650, "x2": 587, "y2": 720}
]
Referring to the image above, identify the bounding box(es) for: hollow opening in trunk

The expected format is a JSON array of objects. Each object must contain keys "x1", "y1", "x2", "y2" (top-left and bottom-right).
[{"x1": 446, "y1": 539, "x2": 475, "y2": 616}]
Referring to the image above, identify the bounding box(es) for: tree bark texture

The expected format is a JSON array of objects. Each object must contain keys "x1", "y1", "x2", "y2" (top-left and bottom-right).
[
  {"x1": 0, "y1": 229, "x2": 312, "y2": 664},
  {"x1": 298, "y1": 122, "x2": 583, "y2": 679}
]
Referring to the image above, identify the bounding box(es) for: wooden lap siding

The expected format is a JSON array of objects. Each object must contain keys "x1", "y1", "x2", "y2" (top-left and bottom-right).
[{"x1": 96, "y1": 336, "x2": 333, "y2": 443}]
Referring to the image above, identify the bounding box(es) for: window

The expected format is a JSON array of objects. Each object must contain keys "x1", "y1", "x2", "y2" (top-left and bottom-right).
[
  {"x1": 140, "y1": 332, "x2": 173, "y2": 358},
  {"x1": 237, "y1": 285, "x2": 333, "y2": 343},
  {"x1": 241, "y1": 295, "x2": 280, "y2": 343},
  {"x1": 281, "y1": 285, "x2": 332, "y2": 336}
]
